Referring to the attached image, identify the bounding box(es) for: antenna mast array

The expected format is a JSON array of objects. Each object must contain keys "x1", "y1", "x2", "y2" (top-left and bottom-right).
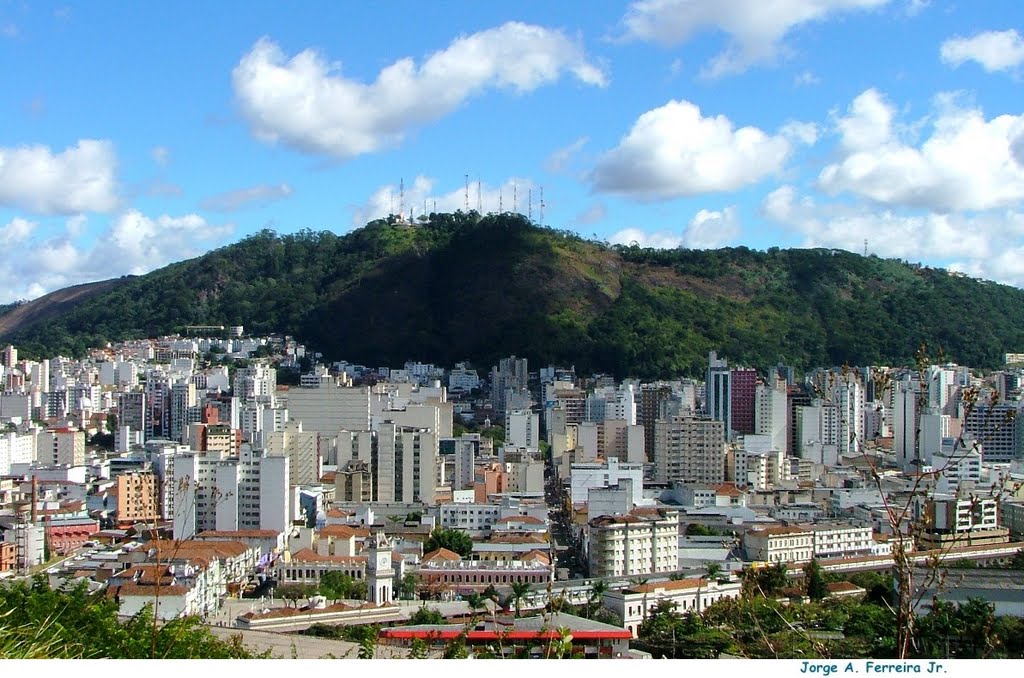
[
  {"x1": 528, "y1": 188, "x2": 533, "y2": 221},
  {"x1": 477, "y1": 180, "x2": 482, "y2": 213},
  {"x1": 464, "y1": 174, "x2": 469, "y2": 212},
  {"x1": 513, "y1": 181, "x2": 518, "y2": 214},
  {"x1": 540, "y1": 187, "x2": 545, "y2": 224}
]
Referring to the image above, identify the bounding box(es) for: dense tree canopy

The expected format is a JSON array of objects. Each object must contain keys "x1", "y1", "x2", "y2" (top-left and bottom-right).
[
  {"x1": 5, "y1": 213, "x2": 1024, "y2": 378},
  {"x1": 423, "y1": 527, "x2": 474, "y2": 558}
]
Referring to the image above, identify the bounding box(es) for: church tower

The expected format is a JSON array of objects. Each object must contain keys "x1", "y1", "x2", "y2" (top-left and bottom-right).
[{"x1": 366, "y1": 530, "x2": 394, "y2": 604}]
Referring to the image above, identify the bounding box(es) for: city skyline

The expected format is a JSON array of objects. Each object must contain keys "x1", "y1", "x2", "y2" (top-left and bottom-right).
[{"x1": 2, "y1": 1, "x2": 1023, "y2": 303}]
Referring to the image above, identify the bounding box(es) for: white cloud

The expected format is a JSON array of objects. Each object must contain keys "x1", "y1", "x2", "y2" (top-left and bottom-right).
[
  {"x1": 545, "y1": 137, "x2": 589, "y2": 173},
  {"x1": 0, "y1": 217, "x2": 36, "y2": 246},
  {"x1": 781, "y1": 120, "x2": 820, "y2": 145},
  {"x1": 818, "y1": 89, "x2": 1024, "y2": 211},
  {"x1": 351, "y1": 175, "x2": 537, "y2": 227},
  {"x1": 684, "y1": 206, "x2": 741, "y2": 248},
  {"x1": 233, "y1": 23, "x2": 606, "y2": 159},
  {"x1": 940, "y1": 29, "x2": 1024, "y2": 73},
  {"x1": 0, "y1": 210, "x2": 234, "y2": 302},
  {"x1": 151, "y1": 145, "x2": 170, "y2": 166},
  {"x1": 609, "y1": 227, "x2": 682, "y2": 249},
  {"x1": 762, "y1": 185, "x2": 1024, "y2": 284},
  {"x1": 607, "y1": 206, "x2": 740, "y2": 250},
  {"x1": 619, "y1": 0, "x2": 890, "y2": 77},
  {"x1": 0, "y1": 140, "x2": 119, "y2": 215},
  {"x1": 199, "y1": 183, "x2": 294, "y2": 212},
  {"x1": 590, "y1": 99, "x2": 791, "y2": 199}
]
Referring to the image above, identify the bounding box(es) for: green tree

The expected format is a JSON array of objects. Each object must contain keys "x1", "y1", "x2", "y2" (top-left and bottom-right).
[
  {"x1": 408, "y1": 637, "x2": 430, "y2": 659},
  {"x1": 317, "y1": 571, "x2": 353, "y2": 601},
  {"x1": 399, "y1": 572, "x2": 418, "y2": 600},
  {"x1": 423, "y1": 527, "x2": 474, "y2": 558},
  {"x1": 587, "y1": 579, "x2": 608, "y2": 618},
  {"x1": 408, "y1": 605, "x2": 445, "y2": 625},
  {"x1": 804, "y1": 559, "x2": 829, "y2": 601}
]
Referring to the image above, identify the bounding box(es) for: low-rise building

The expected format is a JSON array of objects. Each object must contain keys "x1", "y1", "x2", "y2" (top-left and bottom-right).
[
  {"x1": 587, "y1": 507, "x2": 679, "y2": 578},
  {"x1": 743, "y1": 526, "x2": 814, "y2": 564},
  {"x1": 604, "y1": 576, "x2": 743, "y2": 637}
]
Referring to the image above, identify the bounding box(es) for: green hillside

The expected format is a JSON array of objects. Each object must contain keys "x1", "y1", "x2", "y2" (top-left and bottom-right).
[{"x1": 3, "y1": 211, "x2": 1022, "y2": 378}]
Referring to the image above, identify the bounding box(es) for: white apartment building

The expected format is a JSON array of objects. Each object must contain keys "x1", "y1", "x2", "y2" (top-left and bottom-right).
[
  {"x1": 35, "y1": 428, "x2": 85, "y2": 467},
  {"x1": 570, "y1": 457, "x2": 643, "y2": 505},
  {"x1": 0, "y1": 432, "x2": 35, "y2": 475},
  {"x1": 605, "y1": 577, "x2": 743, "y2": 637},
  {"x1": 743, "y1": 526, "x2": 814, "y2": 564},
  {"x1": 232, "y1": 364, "x2": 277, "y2": 402},
  {"x1": 171, "y1": 449, "x2": 289, "y2": 540},
  {"x1": 811, "y1": 523, "x2": 874, "y2": 559},
  {"x1": 280, "y1": 385, "x2": 371, "y2": 433},
  {"x1": 587, "y1": 508, "x2": 679, "y2": 578},
  {"x1": 265, "y1": 420, "x2": 320, "y2": 486},
  {"x1": 754, "y1": 381, "x2": 788, "y2": 453},
  {"x1": 505, "y1": 409, "x2": 539, "y2": 449},
  {"x1": 376, "y1": 423, "x2": 437, "y2": 504}
]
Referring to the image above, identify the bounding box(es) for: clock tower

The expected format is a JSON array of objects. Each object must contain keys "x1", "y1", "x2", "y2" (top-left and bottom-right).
[{"x1": 366, "y1": 530, "x2": 394, "y2": 605}]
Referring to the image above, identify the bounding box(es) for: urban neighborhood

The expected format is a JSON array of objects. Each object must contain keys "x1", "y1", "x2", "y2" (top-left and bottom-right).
[{"x1": 1, "y1": 332, "x2": 1022, "y2": 658}]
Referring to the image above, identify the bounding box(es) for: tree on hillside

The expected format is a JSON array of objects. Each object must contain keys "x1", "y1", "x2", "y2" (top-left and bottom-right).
[{"x1": 423, "y1": 527, "x2": 473, "y2": 558}]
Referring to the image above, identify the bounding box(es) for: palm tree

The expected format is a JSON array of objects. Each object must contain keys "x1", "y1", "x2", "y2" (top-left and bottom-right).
[
  {"x1": 587, "y1": 579, "x2": 608, "y2": 619},
  {"x1": 509, "y1": 582, "x2": 532, "y2": 618},
  {"x1": 705, "y1": 562, "x2": 723, "y2": 581},
  {"x1": 465, "y1": 592, "x2": 486, "y2": 621}
]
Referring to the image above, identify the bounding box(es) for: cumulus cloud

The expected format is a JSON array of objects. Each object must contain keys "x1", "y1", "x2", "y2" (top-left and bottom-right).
[
  {"x1": 940, "y1": 29, "x2": 1024, "y2": 73},
  {"x1": 590, "y1": 99, "x2": 791, "y2": 199},
  {"x1": 683, "y1": 206, "x2": 741, "y2": 248},
  {"x1": 233, "y1": 23, "x2": 606, "y2": 159},
  {"x1": 351, "y1": 175, "x2": 537, "y2": 227},
  {"x1": 0, "y1": 210, "x2": 234, "y2": 302},
  {"x1": 608, "y1": 206, "x2": 740, "y2": 250},
  {"x1": 0, "y1": 217, "x2": 36, "y2": 246},
  {"x1": 199, "y1": 183, "x2": 294, "y2": 212},
  {"x1": 151, "y1": 145, "x2": 170, "y2": 166},
  {"x1": 818, "y1": 89, "x2": 1024, "y2": 211},
  {"x1": 762, "y1": 184, "x2": 1024, "y2": 284},
  {"x1": 0, "y1": 140, "x2": 119, "y2": 215},
  {"x1": 619, "y1": 0, "x2": 890, "y2": 77}
]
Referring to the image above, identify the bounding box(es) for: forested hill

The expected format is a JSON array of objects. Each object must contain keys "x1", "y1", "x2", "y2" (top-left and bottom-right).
[{"x1": 2, "y1": 211, "x2": 1022, "y2": 378}]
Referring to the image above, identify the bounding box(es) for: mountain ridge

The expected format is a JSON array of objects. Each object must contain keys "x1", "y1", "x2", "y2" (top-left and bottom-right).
[{"x1": 2, "y1": 212, "x2": 1021, "y2": 378}]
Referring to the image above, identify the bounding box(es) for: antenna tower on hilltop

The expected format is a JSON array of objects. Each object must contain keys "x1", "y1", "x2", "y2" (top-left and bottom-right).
[
  {"x1": 477, "y1": 180, "x2": 482, "y2": 213},
  {"x1": 399, "y1": 178, "x2": 405, "y2": 221},
  {"x1": 464, "y1": 174, "x2": 469, "y2": 212},
  {"x1": 513, "y1": 181, "x2": 518, "y2": 214},
  {"x1": 540, "y1": 187, "x2": 545, "y2": 224},
  {"x1": 528, "y1": 188, "x2": 533, "y2": 221}
]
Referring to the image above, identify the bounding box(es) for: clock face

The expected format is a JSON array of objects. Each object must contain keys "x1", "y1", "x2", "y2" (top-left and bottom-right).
[{"x1": 378, "y1": 554, "x2": 390, "y2": 569}]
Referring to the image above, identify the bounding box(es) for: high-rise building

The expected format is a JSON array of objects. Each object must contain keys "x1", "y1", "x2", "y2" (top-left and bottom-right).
[
  {"x1": 755, "y1": 381, "x2": 788, "y2": 452},
  {"x1": 705, "y1": 352, "x2": 730, "y2": 428},
  {"x1": 893, "y1": 379, "x2": 919, "y2": 470},
  {"x1": 639, "y1": 384, "x2": 672, "y2": 462},
  {"x1": 653, "y1": 416, "x2": 726, "y2": 484},
  {"x1": 117, "y1": 392, "x2": 147, "y2": 442},
  {"x1": 490, "y1": 356, "x2": 528, "y2": 416},
  {"x1": 729, "y1": 368, "x2": 757, "y2": 437}
]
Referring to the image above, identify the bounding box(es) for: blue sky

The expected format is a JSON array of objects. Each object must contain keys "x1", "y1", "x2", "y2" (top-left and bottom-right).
[{"x1": 1, "y1": 0, "x2": 1023, "y2": 302}]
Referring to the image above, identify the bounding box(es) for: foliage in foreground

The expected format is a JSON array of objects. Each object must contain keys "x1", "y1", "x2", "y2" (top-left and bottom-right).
[
  {"x1": 634, "y1": 589, "x2": 1024, "y2": 660},
  {"x1": 0, "y1": 576, "x2": 267, "y2": 659}
]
